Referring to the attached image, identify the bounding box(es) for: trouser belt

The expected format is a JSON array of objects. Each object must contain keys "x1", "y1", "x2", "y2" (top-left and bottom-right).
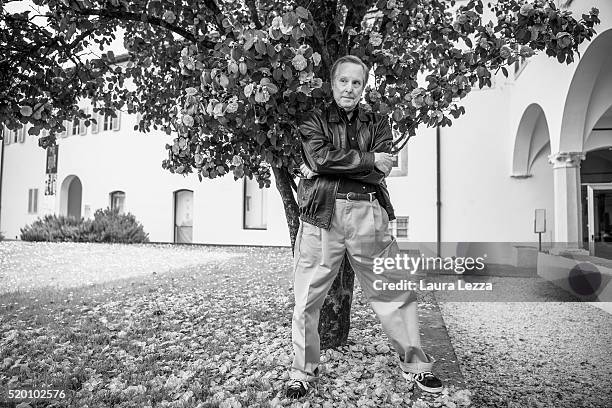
[{"x1": 336, "y1": 192, "x2": 376, "y2": 202}]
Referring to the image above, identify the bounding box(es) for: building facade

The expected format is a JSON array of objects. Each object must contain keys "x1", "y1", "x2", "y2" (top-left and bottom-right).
[{"x1": 1, "y1": 1, "x2": 611, "y2": 260}]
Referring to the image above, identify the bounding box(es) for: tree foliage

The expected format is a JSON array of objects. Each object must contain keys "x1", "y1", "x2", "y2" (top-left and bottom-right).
[
  {"x1": 1, "y1": 0, "x2": 601, "y2": 188},
  {"x1": 1, "y1": 0, "x2": 602, "y2": 348}
]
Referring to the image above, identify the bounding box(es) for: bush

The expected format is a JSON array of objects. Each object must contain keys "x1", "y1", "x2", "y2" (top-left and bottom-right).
[
  {"x1": 89, "y1": 208, "x2": 150, "y2": 243},
  {"x1": 20, "y1": 214, "x2": 88, "y2": 242},
  {"x1": 0, "y1": 231, "x2": 4, "y2": 241},
  {"x1": 20, "y1": 209, "x2": 149, "y2": 243}
]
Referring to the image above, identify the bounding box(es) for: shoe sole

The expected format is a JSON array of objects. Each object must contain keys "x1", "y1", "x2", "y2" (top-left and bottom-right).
[{"x1": 402, "y1": 372, "x2": 443, "y2": 393}]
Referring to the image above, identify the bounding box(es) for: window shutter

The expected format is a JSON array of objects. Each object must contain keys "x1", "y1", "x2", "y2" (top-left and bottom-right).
[
  {"x1": 33, "y1": 189, "x2": 38, "y2": 213},
  {"x1": 28, "y1": 189, "x2": 33, "y2": 213}
]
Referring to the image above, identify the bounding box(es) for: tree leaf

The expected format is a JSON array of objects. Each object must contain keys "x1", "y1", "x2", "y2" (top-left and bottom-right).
[{"x1": 295, "y1": 6, "x2": 309, "y2": 19}]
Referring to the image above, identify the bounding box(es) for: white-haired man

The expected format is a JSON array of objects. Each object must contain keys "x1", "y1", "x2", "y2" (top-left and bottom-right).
[{"x1": 286, "y1": 55, "x2": 443, "y2": 399}]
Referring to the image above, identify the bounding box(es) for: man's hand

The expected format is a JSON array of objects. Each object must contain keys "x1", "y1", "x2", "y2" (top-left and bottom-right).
[
  {"x1": 374, "y1": 152, "x2": 395, "y2": 177},
  {"x1": 300, "y1": 163, "x2": 318, "y2": 179}
]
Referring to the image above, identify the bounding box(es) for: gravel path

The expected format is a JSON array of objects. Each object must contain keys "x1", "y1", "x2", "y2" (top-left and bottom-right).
[
  {"x1": 0, "y1": 241, "x2": 243, "y2": 294},
  {"x1": 439, "y1": 299, "x2": 612, "y2": 407}
]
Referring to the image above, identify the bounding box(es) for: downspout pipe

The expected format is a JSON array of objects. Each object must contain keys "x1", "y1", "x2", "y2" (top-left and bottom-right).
[
  {"x1": 0, "y1": 139, "x2": 4, "y2": 235},
  {"x1": 436, "y1": 125, "x2": 441, "y2": 258}
]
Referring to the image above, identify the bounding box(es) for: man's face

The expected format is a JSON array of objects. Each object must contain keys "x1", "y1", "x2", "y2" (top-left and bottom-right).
[{"x1": 332, "y1": 62, "x2": 365, "y2": 112}]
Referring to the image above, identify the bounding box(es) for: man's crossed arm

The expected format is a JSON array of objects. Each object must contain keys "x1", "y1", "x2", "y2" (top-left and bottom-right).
[{"x1": 298, "y1": 112, "x2": 396, "y2": 183}]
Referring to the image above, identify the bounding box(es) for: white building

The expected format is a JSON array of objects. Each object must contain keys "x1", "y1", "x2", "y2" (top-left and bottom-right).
[{"x1": 1, "y1": 1, "x2": 611, "y2": 262}]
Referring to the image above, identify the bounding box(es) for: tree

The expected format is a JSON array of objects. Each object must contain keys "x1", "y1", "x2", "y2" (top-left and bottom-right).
[{"x1": 0, "y1": 0, "x2": 601, "y2": 347}]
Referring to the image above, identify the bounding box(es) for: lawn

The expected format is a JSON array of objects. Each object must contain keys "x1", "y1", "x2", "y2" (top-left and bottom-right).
[{"x1": 0, "y1": 243, "x2": 471, "y2": 408}]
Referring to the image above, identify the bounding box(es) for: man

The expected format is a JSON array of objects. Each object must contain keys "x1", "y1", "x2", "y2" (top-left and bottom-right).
[{"x1": 286, "y1": 55, "x2": 443, "y2": 399}]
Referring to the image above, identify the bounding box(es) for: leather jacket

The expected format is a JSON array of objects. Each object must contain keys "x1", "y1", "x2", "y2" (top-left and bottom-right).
[{"x1": 297, "y1": 101, "x2": 396, "y2": 229}]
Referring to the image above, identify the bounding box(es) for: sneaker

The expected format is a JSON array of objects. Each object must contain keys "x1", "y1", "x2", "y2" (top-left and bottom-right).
[
  {"x1": 285, "y1": 378, "x2": 312, "y2": 399},
  {"x1": 285, "y1": 368, "x2": 319, "y2": 399},
  {"x1": 402, "y1": 371, "x2": 443, "y2": 393}
]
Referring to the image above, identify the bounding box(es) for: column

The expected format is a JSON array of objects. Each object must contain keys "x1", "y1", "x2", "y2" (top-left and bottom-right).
[{"x1": 548, "y1": 151, "x2": 588, "y2": 255}]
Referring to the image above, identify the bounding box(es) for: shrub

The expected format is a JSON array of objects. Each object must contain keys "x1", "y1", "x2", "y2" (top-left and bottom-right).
[
  {"x1": 20, "y1": 214, "x2": 87, "y2": 242},
  {"x1": 20, "y1": 209, "x2": 149, "y2": 243},
  {"x1": 89, "y1": 208, "x2": 149, "y2": 244},
  {"x1": 0, "y1": 231, "x2": 4, "y2": 241}
]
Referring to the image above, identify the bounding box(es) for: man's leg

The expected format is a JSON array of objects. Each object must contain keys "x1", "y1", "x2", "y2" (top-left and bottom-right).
[
  {"x1": 344, "y1": 199, "x2": 442, "y2": 393},
  {"x1": 289, "y1": 207, "x2": 346, "y2": 394}
]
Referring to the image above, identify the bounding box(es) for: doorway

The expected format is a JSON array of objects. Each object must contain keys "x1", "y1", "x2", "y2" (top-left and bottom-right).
[
  {"x1": 65, "y1": 176, "x2": 82, "y2": 219},
  {"x1": 585, "y1": 184, "x2": 612, "y2": 259},
  {"x1": 174, "y1": 190, "x2": 193, "y2": 244}
]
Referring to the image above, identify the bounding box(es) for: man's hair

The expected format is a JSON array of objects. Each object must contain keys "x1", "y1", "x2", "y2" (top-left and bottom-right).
[{"x1": 330, "y1": 55, "x2": 369, "y2": 85}]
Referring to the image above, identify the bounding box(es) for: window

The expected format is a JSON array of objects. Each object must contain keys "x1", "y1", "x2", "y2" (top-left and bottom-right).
[
  {"x1": 91, "y1": 112, "x2": 99, "y2": 134},
  {"x1": 388, "y1": 216, "x2": 409, "y2": 240},
  {"x1": 389, "y1": 136, "x2": 408, "y2": 177},
  {"x1": 28, "y1": 189, "x2": 39, "y2": 213},
  {"x1": 58, "y1": 121, "x2": 68, "y2": 138},
  {"x1": 103, "y1": 111, "x2": 121, "y2": 131},
  {"x1": 17, "y1": 126, "x2": 26, "y2": 143},
  {"x1": 243, "y1": 178, "x2": 267, "y2": 229},
  {"x1": 3, "y1": 126, "x2": 15, "y2": 145},
  {"x1": 110, "y1": 191, "x2": 125, "y2": 214},
  {"x1": 112, "y1": 111, "x2": 121, "y2": 131},
  {"x1": 135, "y1": 113, "x2": 143, "y2": 131},
  {"x1": 396, "y1": 217, "x2": 408, "y2": 238},
  {"x1": 103, "y1": 114, "x2": 112, "y2": 131},
  {"x1": 71, "y1": 116, "x2": 87, "y2": 136},
  {"x1": 514, "y1": 56, "x2": 528, "y2": 79},
  {"x1": 72, "y1": 119, "x2": 79, "y2": 136}
]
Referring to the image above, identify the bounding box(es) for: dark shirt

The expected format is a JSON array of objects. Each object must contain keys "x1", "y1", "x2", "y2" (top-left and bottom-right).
[{"x1": 335, "y1": 102, "x2": 378, "y2": 194}]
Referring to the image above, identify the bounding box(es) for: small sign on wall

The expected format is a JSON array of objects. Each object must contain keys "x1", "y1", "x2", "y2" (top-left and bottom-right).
[
  {"x1": 534, "y1": 209, "x2": 546, "y2": 252},
  {"x1": 46, "y1": 144, "x2": 58, "y2": 174},
  {"x1": 534, "y1": 209, "x2": 546, "y2": 233}
]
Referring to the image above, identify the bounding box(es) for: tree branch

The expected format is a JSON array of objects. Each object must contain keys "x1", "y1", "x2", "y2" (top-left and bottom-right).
[
  {"x1": 200, "y1": 0, "x2": 227, "y2": 34},
  {"x1": 245, "y1": 0, "x2": 263, "y2": 29},
  {"x1": 76, "y1": 8, "x2": 197, "y2": 42}
]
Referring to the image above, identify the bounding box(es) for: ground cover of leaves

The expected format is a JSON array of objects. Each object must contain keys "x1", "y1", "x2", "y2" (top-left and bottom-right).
[{"x1": 1, "y1": 242, "x2": 470, "y2": 408}]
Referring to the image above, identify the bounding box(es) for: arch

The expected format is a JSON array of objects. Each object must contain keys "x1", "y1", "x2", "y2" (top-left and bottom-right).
[
  {"x1": 59, "y1": 175, "x2": 82, "y2": 219},
  {"x1": 585, "y1": 104, "x2": 612, "y2": 153},
  {"x1": 512, "y1": 103, "x2": 551, "y2": 177},
  {"x1": 560, "y1": 28, "x2": 612, "y2": 152}
]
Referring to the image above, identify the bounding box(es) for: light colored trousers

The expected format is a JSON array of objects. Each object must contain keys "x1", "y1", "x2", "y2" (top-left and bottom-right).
[{"x1": 290, "y1": 198, "x2": 434, "y2": 381}]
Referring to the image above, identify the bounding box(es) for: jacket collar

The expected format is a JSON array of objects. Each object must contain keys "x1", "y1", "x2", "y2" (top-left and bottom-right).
[{"x1": 328, "y1": 100, "x2": 371, "y2": 123}]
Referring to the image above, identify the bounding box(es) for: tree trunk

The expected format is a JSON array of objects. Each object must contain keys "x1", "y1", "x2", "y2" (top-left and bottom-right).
[
  {"x1": 272, "y1": 166, "x2": 354, "y2": 349},
  {"x1": 318, "y1": 255, "x2": 354, "y2": 349},
  {"x1": 272, "y1": 166, "x2": 300, "y2": 251}
]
